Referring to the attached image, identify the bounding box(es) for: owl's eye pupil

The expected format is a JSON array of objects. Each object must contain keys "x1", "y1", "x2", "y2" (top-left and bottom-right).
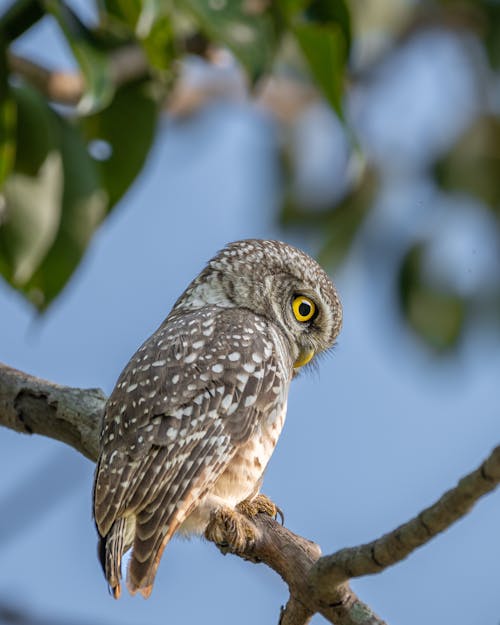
[
  {"x1": 292, "y1": 295, "x2": 316, "y2": 322},
  {"x1": 298, "y1": 302, "x2": 311, "y2": 317}
]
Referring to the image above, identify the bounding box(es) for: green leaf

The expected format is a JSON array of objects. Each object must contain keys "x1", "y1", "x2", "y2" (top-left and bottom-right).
[
  {"x1": 181, "y1": 0, "x2": 280, "y2": 81},
  {"x1": 0, "y1": 78, "x2": 158, "y2": 309},
  {"x1": 286, "y1": 0, "x2": 351, "y2": 116},
  {"x1": 0, "y1": 0, "x2": 45, "y2": 43},
  {"x1": 11, "y1": 85, "x2": 57, "y2": 176},
  {"x1": 0, "y1": 84, "x2": 105, "y2": 309},
  {"x1": 435, "y1": 115, "x2": 500, "y2": 216},
  {"x1": 463, "y1": 0, "x2": 500, "y2": 70},
  {"x1": 24, "y1": 116, "x2": 107, "y2": 309},
  {"x1": 81, "y1": 80, "x2": 158, "y2": 207},
  {"x1": 0, "y1": 41, "x2": 16, "y2": 186},
  {"x1": 0, "y1": 94, "x2": 15, "y2": 186},
  {"x1": 293, "y1": 21, "x2": 347, "y2": 117},
  {"x1": 0, "y1": 86, "x2": 63, "y2": 289},
  {"x1": 399, "y1": 244, "x2": 465, "y2": 351},
  {"x1": 98, "y1": 0, "x2": 143, "y2": 29},
  {"x1": 318, "y1": 168, "x2": 376, "y2": 269},
  {"x1": 45, "y1": 0, "x2": 115, "y2": 114},
  {"x1": 279, "y1": 0, "x2": 309, "y2": 16},
  {"x1": 99, "y1": 0, "x2": 174, "y2": 71},
  {"x1": 303, "y1": 0, "x2": 351, "y2": 48},
  {"x1": 0, "y1": 152, "x2": 64, "y2": 290},
  {"x1": 139, "y1": 7, "x2": 175, "y2": 72}
]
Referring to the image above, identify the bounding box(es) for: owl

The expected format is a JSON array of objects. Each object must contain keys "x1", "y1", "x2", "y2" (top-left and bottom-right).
[{"x1": 93, "y1": 239, "x2": 342, "y2": 598}]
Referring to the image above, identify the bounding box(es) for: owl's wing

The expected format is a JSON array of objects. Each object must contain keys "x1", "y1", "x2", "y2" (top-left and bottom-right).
[{"x1": 93, "y1": 307, "x2": 289, "y2": 598}]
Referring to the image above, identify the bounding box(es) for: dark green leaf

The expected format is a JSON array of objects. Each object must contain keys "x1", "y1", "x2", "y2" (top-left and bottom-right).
[
  {"x1": 98, "y1": 0, "x2": 142, "y2": 28},
  {"x1": 399, "y1": 244, "x2": 465, "y2": 351},
  {"x1": 435, "y1": 115, "x2": 500, "y2": 215},
  {"x1": 318, "y1": 168, "x2": 376, "y2": 269},
  {"x1": 0, "y1": 94, "x2": 15, "y2": 186},
  {"x1": 284, "y1": 0, "x2": 350, "y2": 116},
  {"x1": 0, "y1": 40, "x2": 16, "y2": 186},
  {"x1": 24, "y1": 116, "x2": 106, "y2": 309},
  {"x1": 45, "y1": 0, "x2": 115, "y2": 113},
  {"x1": 0, "y1": 79, "x2": 158, "y2": 309},
  {"x1": 293, "y1": 21, "x2": 347, "y2": 117},
  {"x1": 0, "y1": 154, "x2": 63, "y2": 291},
  {"x1": 11, "y1": 85, "x2": 56, "y2": 175},
  {"x1": 278, "y1": 0, "x2": 308, "y2": 15},
  {"x1": 182, "y1": 0, "x2": 280, "y2": 81},
  {"x1": 140, "y1": 10, "x2": 175, "y2": 72},
  {"x1": 0, "y1": 86, "x2": 62, "y2": 289},
  {"x1": 460, "y1": 0, "x2": 500, "y2": 69},
  {"x1": 98, "y1": 0, "x2": 174, "y2": 72},
  {"x1": 302, "y1": 0, "x2": 351, "y2": 49},
  {"x1": 0, "y1": 0, "x2": 45, "y2": 43},
  {"x1": 81, "y1": 80, "x2": 158, "y2": 207}
]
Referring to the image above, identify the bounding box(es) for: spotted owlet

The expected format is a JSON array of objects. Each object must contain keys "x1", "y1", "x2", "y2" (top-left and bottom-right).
[{"x1": 93, "y1": 239, "x2": 342, "y2": 598}]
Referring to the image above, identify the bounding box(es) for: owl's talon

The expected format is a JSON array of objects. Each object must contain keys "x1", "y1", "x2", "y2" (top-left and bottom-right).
[
  {"x1": 237, "y1": 493, "x2": 284, "y2": 524},
  {"x1": 205, "y1": 507, "x2": 256, "y2": 554},
  {"x1": 276, "y1": 506, "x2": 285, "y2": 525}
]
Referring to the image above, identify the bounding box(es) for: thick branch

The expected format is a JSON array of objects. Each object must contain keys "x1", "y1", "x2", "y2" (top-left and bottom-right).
[
  {"x1": 0, "y1": 362, "x2": 498, "y2": 625},
  {"x1": 0, "y1": 362, "x2": 104, "y2": 460},
  {"x1": 279, "y1": 596, "x2": 313, "y2": 625},
  {"x1": 225, "y1": 513, "x2": 385, "y2": 625}
]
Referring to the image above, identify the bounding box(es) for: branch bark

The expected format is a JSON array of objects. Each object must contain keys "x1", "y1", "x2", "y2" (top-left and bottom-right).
[
  {"x1": 0, "y1": 362, "x2": 104, "y2": 461},
  {"x1": 0, "y1": 361, "x2": 498, "y2": 624},
  {"x1": 7, "y1": 46, "x2": 317, "y2": 121},
  {"x1": 7, "y1": 46, "x2": 149, "y2": 107},
  {"x1": 308, "y1": 445, "x2": 500, "y2": 601}
]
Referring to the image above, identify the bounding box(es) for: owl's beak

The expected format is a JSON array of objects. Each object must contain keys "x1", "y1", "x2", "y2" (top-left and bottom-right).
[{"x1": 294, "y1": 348, "x2": 314, "y2": 369}]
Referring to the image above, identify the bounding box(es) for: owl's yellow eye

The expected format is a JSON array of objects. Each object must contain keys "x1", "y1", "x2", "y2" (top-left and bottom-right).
[{"x1": 292, "y1": 295, "x2": 316, "y2": 323}]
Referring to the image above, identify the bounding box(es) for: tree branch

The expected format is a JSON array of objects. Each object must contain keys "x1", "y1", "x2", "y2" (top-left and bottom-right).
[
  {"x1": 0, "y1": 361, "x2": 498, "y2": 624},
  {"x1": 7, "y1": 46, "x2": 317, "y2": 121},
  {"x1": 0, "y1": 362, "x2": 104, "y2": 461},
  {"x1": 7, "y1": 46, "x2": 149, "y2": 106},
  {"x1": 216, "y1": 513, "x2": 387, "y2": 625}
]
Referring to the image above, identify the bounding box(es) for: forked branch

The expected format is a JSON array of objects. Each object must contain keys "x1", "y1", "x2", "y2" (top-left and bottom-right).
[{"x1": 0, "y1": 362, "x2": 498, "y2": 625}]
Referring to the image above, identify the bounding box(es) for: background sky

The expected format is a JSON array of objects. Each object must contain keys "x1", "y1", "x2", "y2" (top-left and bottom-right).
[{"x1": 1, "y1": 3, "x2": 499, "y2": 625}]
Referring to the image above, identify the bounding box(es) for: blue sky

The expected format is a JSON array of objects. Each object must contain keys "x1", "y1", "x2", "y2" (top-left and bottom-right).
[{"x1": 1, "y1": 5, "x2": 499, "y2": 625}]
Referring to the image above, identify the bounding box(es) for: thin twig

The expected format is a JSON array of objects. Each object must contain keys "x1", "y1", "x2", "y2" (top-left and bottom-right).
[
  {"x1": 308, "y1": 446, "x2": 500, "y2": 603},
  {"x1": 7, "y1": 47, "x2": 317, "y2": 121},
  {"x1": 7, "y1": 46, "x2": 148, "y2": 106}
]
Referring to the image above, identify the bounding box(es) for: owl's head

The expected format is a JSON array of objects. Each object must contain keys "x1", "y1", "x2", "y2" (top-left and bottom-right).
[{"x1": 174, "y1": 239, "x2": 342, "y2": 369}]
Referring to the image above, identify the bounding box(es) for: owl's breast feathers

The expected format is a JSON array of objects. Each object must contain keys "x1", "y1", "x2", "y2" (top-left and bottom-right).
[{"x1": 93, "y1": 306, "x2": 292, "y2": 598}]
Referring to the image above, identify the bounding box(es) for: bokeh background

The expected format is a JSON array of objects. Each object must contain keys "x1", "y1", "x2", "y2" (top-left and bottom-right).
[{"x1": 1, "y1": 1, "x2": 499, "y2": 624}]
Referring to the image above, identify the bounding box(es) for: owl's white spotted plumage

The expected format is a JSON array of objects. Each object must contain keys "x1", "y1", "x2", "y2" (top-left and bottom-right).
[{"x1": 93, "y1": 239, "x2": 342, "y2": 598}]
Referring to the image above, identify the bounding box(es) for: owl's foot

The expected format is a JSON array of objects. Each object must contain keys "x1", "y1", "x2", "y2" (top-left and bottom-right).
[
  {"x1": 205, "y1": 507, "x2": 256, "y2": 555},
  {"x1": 237, "y1": 494, "x2": 284, "y2": 525}
]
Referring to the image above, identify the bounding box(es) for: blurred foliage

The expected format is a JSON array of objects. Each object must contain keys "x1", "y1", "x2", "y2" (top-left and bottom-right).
[
  {"x1": 0, "y1": 0, "x2": 349, "y2": 310},
  {"x1": 399, "y1": 244, "x2": 465, "y2": 352},
  {"x1": 0, "y1": 0, "x2": 499, "y2": 352},
  {"x1": 435, "y1": 115, "x2": 500, "y2": 215}
]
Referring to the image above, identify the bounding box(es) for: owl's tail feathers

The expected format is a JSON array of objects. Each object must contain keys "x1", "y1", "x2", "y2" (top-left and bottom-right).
[
  {"x1": 126, "y1": 512, "x2": 180, "y2": 599},
  {"x1": 98, "y1": 516, "x2": 135, "y2": 599}
]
